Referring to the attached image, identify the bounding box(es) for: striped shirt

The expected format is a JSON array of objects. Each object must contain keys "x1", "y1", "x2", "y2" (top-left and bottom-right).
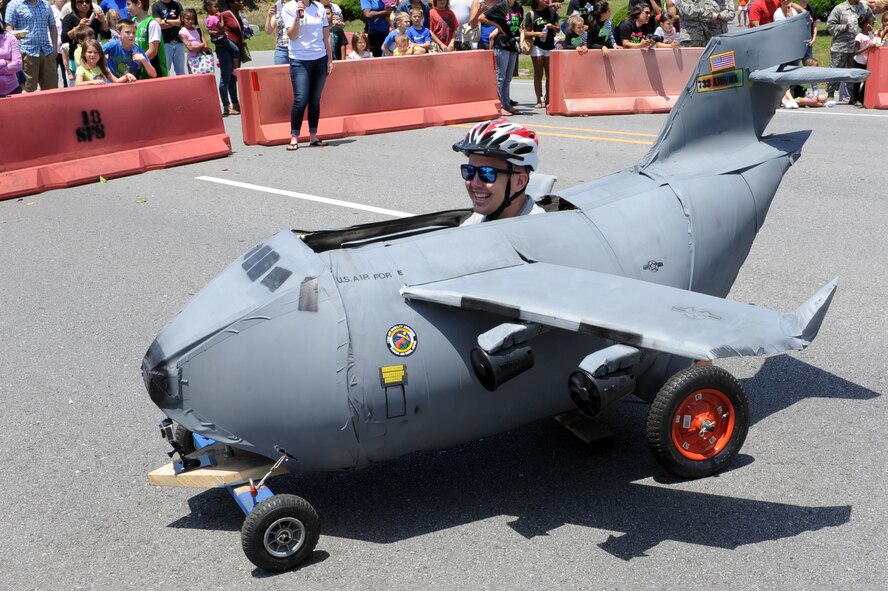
[{"x1": 4, "y1": 0, "x2": 56, "y2": 56}]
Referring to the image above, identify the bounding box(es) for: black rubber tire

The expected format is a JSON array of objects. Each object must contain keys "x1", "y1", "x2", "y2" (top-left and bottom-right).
[
  {"x1": 173, "y1": 424, "x2": 195, "y2": 455},
  {"x1": 241, "y1": 494, "x2": 320, "y2": 572},
  {"x1": 646, "y1": 365, "x2": 749, "y2": 479}
]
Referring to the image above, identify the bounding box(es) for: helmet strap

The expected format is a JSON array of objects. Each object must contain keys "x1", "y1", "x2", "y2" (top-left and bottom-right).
[{"x1": 485, "y1": 163, "x2": 525, "y2": 221}]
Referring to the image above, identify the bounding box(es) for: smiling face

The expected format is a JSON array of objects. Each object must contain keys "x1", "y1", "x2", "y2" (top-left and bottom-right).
[
  {"x1": 84, "y1": 45, "x2": 101, "y2": 66},
  {"x1": 463, "y1": 154, "x2": 528, "y2": 218}
]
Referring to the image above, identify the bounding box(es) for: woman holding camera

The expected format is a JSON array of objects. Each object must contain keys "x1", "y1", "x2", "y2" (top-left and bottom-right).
[{"x1": 283, "y1": 0, "x2": 333, "y2": 151}]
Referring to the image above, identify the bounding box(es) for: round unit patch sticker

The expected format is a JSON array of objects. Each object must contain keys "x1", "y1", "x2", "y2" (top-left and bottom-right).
[{"x1": 386, "y1": 324, "x2": 417, "y2": 357}]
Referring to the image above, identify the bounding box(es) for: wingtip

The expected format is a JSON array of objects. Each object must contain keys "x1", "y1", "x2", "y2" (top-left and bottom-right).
[{"x1": 793, "y1": 278, "x2": 839, "y2": 345}]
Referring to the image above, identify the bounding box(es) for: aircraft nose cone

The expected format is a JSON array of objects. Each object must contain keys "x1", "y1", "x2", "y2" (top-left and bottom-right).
[{"x1": 143, "y1": 230, "x2": 359, "y2": 468}]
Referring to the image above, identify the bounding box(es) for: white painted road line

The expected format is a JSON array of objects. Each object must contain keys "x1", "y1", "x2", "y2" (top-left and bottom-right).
[{"x1": 196, "y1": 176, "x2": 414, "y2": 218}]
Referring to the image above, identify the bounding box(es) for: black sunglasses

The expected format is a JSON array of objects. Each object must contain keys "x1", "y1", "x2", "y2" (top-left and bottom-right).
[{"x1": 461, "y1": 164, "x2": 512, "y2": 183}]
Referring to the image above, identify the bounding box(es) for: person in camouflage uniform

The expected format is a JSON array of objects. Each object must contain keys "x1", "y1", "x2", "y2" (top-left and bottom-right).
[
  {"x1": 826, "y1": 0, "x2": 874, "y2": 97},
  {"x1": 674, "y1": 0, "x2": 735, "y2": 47}
]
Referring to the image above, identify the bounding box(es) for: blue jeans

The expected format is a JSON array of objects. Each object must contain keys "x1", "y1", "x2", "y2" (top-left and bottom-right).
[
  {"x1": 216, "y1": 42, "x2": 239, "y2": 110},
  {"x1": 166, "y1": 41, "x2": 186, "y2": 76},
  {"x1": 494, "y1": 48, "x2": 518, "y2": 109},
  {"x1": 274, "y1": 45, "x2": 289, "y2": 65},
  {"x1": 289, "y1": 56, "x2": 328, "y2": 137}
]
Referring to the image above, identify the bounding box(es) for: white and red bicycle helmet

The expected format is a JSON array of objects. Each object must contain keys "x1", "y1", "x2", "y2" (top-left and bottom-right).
[{"x1": 452, "y1": 119, "x2": 539, "y2": 171}]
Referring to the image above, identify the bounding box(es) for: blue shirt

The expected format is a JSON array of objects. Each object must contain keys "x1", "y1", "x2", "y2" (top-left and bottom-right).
[
  {"x1": 405, "y1": 26, "x2": 430, "y2": 45},
  {"x1": 103, "y1": 38, "x2": 148, "y2": 77},
  {"x1": 4, "y1": 0, "x2": 56, "y2": 56},
  {"x1": 100, "y1": 0, "x2": 130, "y2": 20},
  {"x1": 360, "y1": 0, "x2": 389, "y2": 34},
  {"x1": 383, "y1": 29, "x2": 402, "y2": 52}
]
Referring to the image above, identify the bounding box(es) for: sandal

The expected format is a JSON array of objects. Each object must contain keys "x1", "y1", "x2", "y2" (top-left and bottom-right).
[
  {"x1": 309, "y1": 140, "x2": 328, "y2": 147},
  {"x1": 229, "y1": 107, "x2": 240, "y2": 115},
  {"x1": 534, "y1": 102, "x2": 543, "y2": 109},
  {"x1": 286, "y1": 141, "x2": 299, "y2": 151}
]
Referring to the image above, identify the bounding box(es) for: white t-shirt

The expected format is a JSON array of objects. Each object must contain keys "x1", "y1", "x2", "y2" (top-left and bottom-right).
[
  {"x1": 854, "y1": 32, "x2": 873, "y2": 65},
  {"x1": 282, "y1": 1, "x2": 329, "y2": 61},
  {"x1": 772, "y1": 6, "x2": 798, "y2": 21}
]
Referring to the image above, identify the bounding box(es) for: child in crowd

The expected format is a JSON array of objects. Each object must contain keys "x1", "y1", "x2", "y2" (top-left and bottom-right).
[
  {"x1": 852, "y1": 15, "x2": 878, "y2": 107},
  {"x1": 103, "y1": 19, "x2": 157, "y2": 79},
  {"x1": 564, "y1": 14, "x2": 589, "y2": 54},
  {"x1": 737, "y1": 0, "x2": 748, "y2": 27},
  {"x1": 347, "y1": 32, "x2": 372, "y2": 59},
  {"x1": 405, "y1": 8, "x2": 432, "y2": 54},
  {"x1": 204, "y1": 0, "x2": 239, "y2": 68},
  {"x1": 68, "y1": 26, "x2": 97, "y2": 82},
  {"x1": 107, "y1": 9, "x2": 121, "y2": 38},
  {"x1": 327, "y1": 6, "x2": 348, "y2": 60},
  {"x1": 878, "y1": 12, "x2": 888, "y2": 41},
  {"x1": 655, "y1": 13, "x2": 677, "y2": 45},
  {"x1": 588, "y1": 1, "x2": 618, "y2": 53},
  {"x1": 179, "y1": 8, "x2": 210, "y2": 73},
  {"x1": 384, "y1": 12, "x2": 412, "y2": 56},
  {"x1": 782, "y1": 58, "x2": 835, "y2": 108},
  {"x1": 393, "y1": 33, "x2": 415, "y2": 55},
  {"x1": 76, "y1": 39, "x2": 121, "y2": 85}
]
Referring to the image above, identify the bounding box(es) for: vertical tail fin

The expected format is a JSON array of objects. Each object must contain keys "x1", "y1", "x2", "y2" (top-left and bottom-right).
[{"x1": 638, "y1": 15, "x2": 868, "y2": 175}]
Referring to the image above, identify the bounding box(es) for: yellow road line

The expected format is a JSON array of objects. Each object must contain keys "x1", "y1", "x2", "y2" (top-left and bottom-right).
[
  {"x1": 449, "y1": 123, "x2": 655, "y2": 145},
  {"x1": 526, "y1": 122, "x2": 659, "y2": 137},
  {"x1": 534, "y1": 130, "x2": 653, "y2": 145}
]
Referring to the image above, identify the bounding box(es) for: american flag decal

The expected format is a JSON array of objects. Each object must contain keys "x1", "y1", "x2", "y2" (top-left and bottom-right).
[{"x1": 710, "y1": 51, "x2": 736, "y2": 72}]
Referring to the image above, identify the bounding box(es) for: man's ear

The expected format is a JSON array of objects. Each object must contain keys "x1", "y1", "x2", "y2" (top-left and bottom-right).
[{"x1": 515, "y1": 168, "x2": 530, "y2": 193}]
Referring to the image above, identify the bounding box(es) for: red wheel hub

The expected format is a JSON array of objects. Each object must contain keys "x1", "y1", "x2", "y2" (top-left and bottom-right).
[{"x1": 671, "y1": 388, "x2": 736, "y2": 461}]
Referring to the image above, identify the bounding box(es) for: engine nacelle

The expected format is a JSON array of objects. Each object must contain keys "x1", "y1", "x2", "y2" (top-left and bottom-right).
[
  {"x1": 567, "y1": 345, "x2": 641, "y2": 418},
  {"x1": 471, "y1": 343, "x2": 534, "y2": 392}
]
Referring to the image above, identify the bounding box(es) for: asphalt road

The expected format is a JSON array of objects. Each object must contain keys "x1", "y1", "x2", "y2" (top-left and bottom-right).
[{"x1": 0, "y1": 66, "x2": 886, "y2": 590}]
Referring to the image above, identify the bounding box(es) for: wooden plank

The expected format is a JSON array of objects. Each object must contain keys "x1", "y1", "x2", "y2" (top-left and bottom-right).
[
  {"x1": 147, "y1": 445, "x2": 288, "y2": 488},
  {"x1": 554, "y1": 411, "x2": 615, "y2": 446}
]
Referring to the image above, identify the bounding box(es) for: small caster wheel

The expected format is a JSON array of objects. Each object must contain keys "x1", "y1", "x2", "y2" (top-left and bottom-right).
[
  {"x1": 647, "y1": 365, "x2": 749, "y2": 478},
  {"x1": 173, "y1": 424, "x2": 195, "y2": 455},
  {"x1": 241, "y1": 494, "x2": 320, "y2": 572}
]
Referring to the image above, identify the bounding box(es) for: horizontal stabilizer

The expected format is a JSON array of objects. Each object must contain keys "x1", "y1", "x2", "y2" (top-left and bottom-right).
[
  {"x1": 750, "y1": 65, "x2": 870, "y2": 86},
  {"x1": 401, "y1": 263, "x2": 838, "y2": 361}
]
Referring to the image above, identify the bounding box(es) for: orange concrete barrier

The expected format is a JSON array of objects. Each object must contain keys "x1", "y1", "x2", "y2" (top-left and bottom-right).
[
  {"x1": 0, "y1": 75, "x2": 230, "y2": 201},
  {"x1": 864, "y1": 46, "x2": 888, "y2": 110},
  {"x1": 547, "y1": 48, "x2": 704, "y2": 116},
  {"x1": 239, "y1": 51, "x2": 500, "y2": 146}
]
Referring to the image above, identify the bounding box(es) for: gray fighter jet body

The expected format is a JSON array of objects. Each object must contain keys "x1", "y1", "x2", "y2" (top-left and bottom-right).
[{"x1": 144, "y1": 15, "x2": 866, "y2": 570}]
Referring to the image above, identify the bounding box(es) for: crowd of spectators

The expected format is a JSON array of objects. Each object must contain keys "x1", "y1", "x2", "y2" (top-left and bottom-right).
[{"x1": 1, "y1": 0, "x2": 886, "y2": 109}]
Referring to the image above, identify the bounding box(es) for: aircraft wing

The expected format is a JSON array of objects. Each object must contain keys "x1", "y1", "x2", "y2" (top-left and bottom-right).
[{"x1": 400, "y1": 263, "x2": 837, "y2": 360}]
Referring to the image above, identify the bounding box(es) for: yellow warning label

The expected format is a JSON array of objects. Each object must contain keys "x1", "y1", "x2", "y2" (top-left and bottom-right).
[{"x1": 380, "y1": 364, "x2": 407, "y2": 386}]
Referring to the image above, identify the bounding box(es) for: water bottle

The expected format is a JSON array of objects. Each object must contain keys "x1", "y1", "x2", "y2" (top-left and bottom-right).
[
  {"x1": 805, "y1": 86, "x2": 813, "y2": 99},
  {"x1": 541, "y1": 27, "x2": 548, "y2": 43}
]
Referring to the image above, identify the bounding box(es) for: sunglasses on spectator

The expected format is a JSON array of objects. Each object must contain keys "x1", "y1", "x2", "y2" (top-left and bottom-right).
[{"x1": 461, "y1": 164, "x2": 512, "y2": 183}]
